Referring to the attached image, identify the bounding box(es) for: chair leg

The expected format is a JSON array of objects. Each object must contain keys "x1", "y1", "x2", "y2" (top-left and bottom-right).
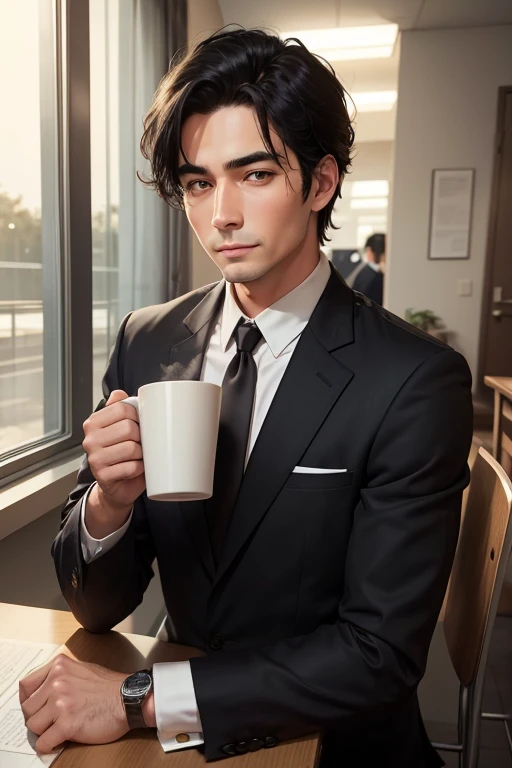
[
  {"x1": 505, "y1": 720, "x2": 512, "y2": 753},
  {"x1": 464, "y1": 683, "x2": 487, "y2": 768},
  {"x1": 459, "y1": 685, "x2": 469, "y2": 768}
]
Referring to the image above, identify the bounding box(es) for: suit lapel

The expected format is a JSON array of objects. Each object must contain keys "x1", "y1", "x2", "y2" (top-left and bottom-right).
[
  {"x1": 213, "y1": 269, "x2": 356, "y2": 587},
  {"x1": 164, "y1": 281, "x2": 225, "y2": 581},
  {"x1": 161, "y1": 281, "x2": 225, "y2": 383}
]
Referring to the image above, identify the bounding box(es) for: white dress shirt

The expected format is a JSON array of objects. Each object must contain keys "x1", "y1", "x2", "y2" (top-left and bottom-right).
[{"x1": 79, "y1": 252, "x2": 331, "y2": 751}]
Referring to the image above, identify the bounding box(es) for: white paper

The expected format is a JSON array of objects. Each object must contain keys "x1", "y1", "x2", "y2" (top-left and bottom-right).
[
  {"x1": 0, "y1": 639, "x2": 64, "y2": 767},
  {"x1": 429, "y1": 169, "x2": 474, "y2": 259}
]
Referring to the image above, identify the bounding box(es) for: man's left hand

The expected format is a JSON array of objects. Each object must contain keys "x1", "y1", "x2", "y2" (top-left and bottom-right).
[{"x1": 19, "y1": 654, "x2": 130, "y2": 754}]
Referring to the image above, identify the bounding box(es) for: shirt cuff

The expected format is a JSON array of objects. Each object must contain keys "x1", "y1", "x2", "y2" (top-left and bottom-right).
[
  {"x1": 153, "y1": 661, "x2": 204, "y2": 752},
  {"x1": 79, "y1": 483, "x2": 133, "y2": 564}
]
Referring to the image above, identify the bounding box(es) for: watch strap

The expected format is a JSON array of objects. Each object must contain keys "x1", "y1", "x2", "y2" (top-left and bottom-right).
[{"x1": 124, "y1": 699, "x2": 149, "y2": 730}]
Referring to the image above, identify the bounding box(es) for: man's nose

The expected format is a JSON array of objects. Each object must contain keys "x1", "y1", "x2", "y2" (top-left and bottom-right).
[{"x1": 211, "y1": 183, "x2": 243, "y2": 231}]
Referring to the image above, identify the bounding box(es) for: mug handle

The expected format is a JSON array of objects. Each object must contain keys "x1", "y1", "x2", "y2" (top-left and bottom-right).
[{"x1": 122, "y1": 396, "x2": 139, "y2": 414}]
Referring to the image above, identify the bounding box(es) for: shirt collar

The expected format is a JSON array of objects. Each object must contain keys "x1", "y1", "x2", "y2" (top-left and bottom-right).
[{"x1": 220, "y1": 252, "x2": 331, "y2": 357}]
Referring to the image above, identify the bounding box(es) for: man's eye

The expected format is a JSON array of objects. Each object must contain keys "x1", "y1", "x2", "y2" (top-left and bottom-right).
[
  {"x1": 186, "y1": 180, "x2": 211, "y2": 192},
  {"x1": 246, "y1": 171, "x2": 273, "y2": 182}
]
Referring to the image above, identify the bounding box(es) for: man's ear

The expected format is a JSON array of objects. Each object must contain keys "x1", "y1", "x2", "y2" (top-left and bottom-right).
[{"x1": 311, "y1": 155, "x2": 339, "y2": 212}]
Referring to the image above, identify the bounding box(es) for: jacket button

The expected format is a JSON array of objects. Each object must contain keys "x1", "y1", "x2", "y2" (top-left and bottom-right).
[
  {"x1": 209, "y1": 633, "x2": 225, "y2": 650},
  {"x1": 263, "y1": 735, "x2": 279, "y2": 748},
  {"x1": 222, "y1": 743, "x2": 237, "y2": 756},
  {"x1": 236, "y1": 742, "x2": 249, "y2": 754},
  {"x1": 248, "y1": 738, "x2": 263, "y2": 751}
]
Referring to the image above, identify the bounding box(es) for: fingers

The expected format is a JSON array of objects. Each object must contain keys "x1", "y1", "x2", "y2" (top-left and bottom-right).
[
  {"x1": 35, "y1": 720, "x2": 70, "y2": 755},
  {"x1": 19, "y1": 660, "x2": 52, "y2": 705},
  {"x1": 91, "y1": 440, "x2": 143, "y2": 466},
  {"x1": 85, "y1": 416, "x2": 141, "y2": 450},
  {"x1": 105, "y1": 390, "x2": 130, "y2": 406},
  {"x1": 83, "y1": 415, "x2": 140, "y2": 454},
  {"x1": 26, "y1": 701, "x2": 55, "y2": 738},
  {"x1": 19, "y1": 653, "x2": 87, "y2": 722},
  {"x1": 83, "y1": 396, "x2": 139, "y2": 434},
  {"x1": 93, "y1": 459, "x2": 145, "y2": 486}
]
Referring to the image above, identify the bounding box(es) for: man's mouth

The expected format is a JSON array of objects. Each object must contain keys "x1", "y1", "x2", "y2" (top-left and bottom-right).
[{"x1": 216, "y1": 244, "x2": 258, "y2": 258}]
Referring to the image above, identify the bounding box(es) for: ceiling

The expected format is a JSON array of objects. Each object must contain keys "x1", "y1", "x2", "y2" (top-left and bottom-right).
[
  {"x1": 218, "y1": 0, "x2": 512, "y2": 34},
  {"x1": 217, "y1": 0, "x2": 512, "y2": 142}
]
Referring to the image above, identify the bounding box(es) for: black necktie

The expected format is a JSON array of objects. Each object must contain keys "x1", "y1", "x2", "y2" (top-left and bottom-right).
[{"x1": 207, "y1": 320, "x2": 263, "y2": 562}]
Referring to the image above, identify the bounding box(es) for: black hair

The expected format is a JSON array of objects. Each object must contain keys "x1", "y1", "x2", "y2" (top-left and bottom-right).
[
  {"x1": 364, "y1": 233, "x2": 386, "y2": 263},
  {"x1": 140, "y1": 27, "x2": 355, "y2": 244}
]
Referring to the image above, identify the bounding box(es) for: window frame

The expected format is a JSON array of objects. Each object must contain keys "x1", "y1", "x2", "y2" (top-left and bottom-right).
[{"x1": 0, "y1": 0, "x2": 92, "y2": 488}]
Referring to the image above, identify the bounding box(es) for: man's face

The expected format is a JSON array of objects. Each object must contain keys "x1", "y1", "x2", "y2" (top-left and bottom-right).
[
  {"x1": 364, "y1": 247, "x2": 376, "y2": 264},
  {"x1": 179, "y1": 106, "x2": 318, "y2": 284}
]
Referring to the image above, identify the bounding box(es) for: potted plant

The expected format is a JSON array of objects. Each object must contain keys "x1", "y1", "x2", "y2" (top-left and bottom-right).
[{"x1": 405, "y1": 308, "x2": 448, "y2": 342}]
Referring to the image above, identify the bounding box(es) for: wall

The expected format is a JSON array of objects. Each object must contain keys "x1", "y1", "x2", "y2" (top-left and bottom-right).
[
  {"x1": 388, "y1": 25, "x2": 512, "y2": 384},
  {"x1": 187, "y1": 0, "x2": 224, "y2": 289}
]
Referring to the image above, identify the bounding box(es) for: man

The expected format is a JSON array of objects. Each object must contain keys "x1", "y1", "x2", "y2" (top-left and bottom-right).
[
  {"x1": 20, "y1": 29, "x2": 472, "y2": 766},
  {"x1": 349, "y1": 233, "x2": 386, "y2": 305}
]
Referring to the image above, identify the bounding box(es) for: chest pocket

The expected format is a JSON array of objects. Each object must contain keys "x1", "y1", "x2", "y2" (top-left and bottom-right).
[{"x1": 286, "y1": 470, "x2": 355, "y2": 491}]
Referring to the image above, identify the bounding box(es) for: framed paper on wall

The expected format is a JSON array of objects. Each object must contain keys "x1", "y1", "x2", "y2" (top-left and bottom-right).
[{"x1": 428, "y1": 168, "x2": 475, "y2": 260}]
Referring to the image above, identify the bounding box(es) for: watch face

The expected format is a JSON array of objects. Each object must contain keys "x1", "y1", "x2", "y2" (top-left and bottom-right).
[{"x1": 122, "y1": 671, "x2": 151, "y2": 698}]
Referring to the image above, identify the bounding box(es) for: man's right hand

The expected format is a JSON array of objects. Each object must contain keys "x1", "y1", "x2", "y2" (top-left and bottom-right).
[{"x1": 82, "y1": 390, "x2": 146, "y2": 537}]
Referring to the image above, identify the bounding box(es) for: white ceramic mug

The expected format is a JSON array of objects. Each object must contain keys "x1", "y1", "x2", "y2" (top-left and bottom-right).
[{"x1": 123, "y1": 381, "x2": 222, "y2": 502}]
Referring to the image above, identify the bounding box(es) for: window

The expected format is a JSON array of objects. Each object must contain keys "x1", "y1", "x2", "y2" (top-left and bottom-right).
[
  {"x1": 90, "y1": 0, "x2": 121, "y2": 409},
  {"x1": 1, "y1": 0, "x2": 186, "y2": 487},
  {"x1": 0, "y1": 0, "x2": 92, "y2": 485},
  {"x1": 0, "y1": 0, "x2": 63, "y2": 456}
]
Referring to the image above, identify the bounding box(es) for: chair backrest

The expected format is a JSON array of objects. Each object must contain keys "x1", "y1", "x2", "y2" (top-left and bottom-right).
[{"x1": 444, "y1": 447, "x2": 512, "y2": 686}]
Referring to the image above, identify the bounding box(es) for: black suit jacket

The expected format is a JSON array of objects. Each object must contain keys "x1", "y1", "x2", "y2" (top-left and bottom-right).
[
  {"x1": 52, "y1": 267, "x2": 473, "y2": 765},
  {"x1": 352, "y1": 263, "x2": 384, "y2": 305}
]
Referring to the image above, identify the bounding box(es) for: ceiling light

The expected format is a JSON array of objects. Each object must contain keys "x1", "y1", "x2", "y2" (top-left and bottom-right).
[
  {"x1": 350, "y1": 198, "x2": 388, "y2": 210},
  {"x1": 357, "y1": 215, "x2": 388, "y2": 224},
  {"x1": 281, "y1": 24, "x2": 398, "y2": 61},
  {"x1": 350, "y1": 91, "x2": 397, "y2": 112},
  {"x1": 321, "y1": 45, "x2": 394, "y2": 62},
  {"x1": 351, "y1": 180, "x2": 389, "y2": 198}
]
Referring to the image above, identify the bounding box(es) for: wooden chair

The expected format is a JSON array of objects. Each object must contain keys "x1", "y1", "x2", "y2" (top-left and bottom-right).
[{"x1": 432, "y1": 447, "x2": 512, "y2": 767}]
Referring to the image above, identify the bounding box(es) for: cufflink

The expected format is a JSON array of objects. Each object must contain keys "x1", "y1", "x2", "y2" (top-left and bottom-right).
[{"x1": 175, "y1": 733, "x2": 190, "y2": 744}]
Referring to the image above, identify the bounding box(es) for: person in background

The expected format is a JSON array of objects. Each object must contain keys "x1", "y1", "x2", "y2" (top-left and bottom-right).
[{"x1": 350, "y1": 233, "x2": 386, "y2": 305}]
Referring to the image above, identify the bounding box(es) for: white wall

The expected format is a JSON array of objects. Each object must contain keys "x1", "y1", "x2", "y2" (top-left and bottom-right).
[
  {"x1": 388, "y1": 25, "x2": 512, "y2": 384},
  {"x1": 187, "y1": 0, "x2": 224, "y2": 289}
]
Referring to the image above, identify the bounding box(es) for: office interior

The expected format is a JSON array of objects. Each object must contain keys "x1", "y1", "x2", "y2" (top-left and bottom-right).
[{"x1": 0, "y1": 1, "x2": 511, "y2": 765}]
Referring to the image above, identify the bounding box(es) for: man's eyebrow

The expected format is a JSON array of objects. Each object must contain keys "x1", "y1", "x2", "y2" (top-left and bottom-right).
[
  {"x1": 178, "y1": 162, "x2": 208, "y2": 177},
  {"x1": 178, "y1": 151, "x2": 284, "y2": 177},
  {"x1": 224, "y1": 151, "x2": 283, "y2": 171}
]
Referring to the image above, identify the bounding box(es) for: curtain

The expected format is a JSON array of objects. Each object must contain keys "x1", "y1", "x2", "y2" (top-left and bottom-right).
[{"x1": 118, "y1": 0, "x2": 189, "y2": 319}]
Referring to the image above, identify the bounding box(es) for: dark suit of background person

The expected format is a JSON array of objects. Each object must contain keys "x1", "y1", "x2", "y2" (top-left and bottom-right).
[
  {"x1": 51, "y1": 261, "x2": 473, "y2": 767},
  {"x1": 352, "y1": 232, "x2": 386, "y2": 306},
  {"x1": 352, "y1": 262, "x2": 384, "y2": 305}
]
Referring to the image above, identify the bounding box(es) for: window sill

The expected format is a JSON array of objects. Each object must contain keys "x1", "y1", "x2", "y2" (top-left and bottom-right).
[{"x1": 0, "y1": 451, "x2": 82, "y2": 540}]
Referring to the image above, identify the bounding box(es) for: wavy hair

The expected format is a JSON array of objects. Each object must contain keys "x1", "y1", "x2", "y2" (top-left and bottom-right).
[{"x1": 140, "y1": 28, "x2": 355, "y2": 244}]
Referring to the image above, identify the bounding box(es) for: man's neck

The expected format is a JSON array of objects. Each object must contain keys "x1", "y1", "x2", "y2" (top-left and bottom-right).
[{"x1": 232, "y1": 251, "x2": 321, "y2": 318}]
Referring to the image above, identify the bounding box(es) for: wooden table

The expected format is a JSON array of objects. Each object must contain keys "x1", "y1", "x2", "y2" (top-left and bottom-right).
[
  {"x1": 1, "y1": 602, "x2": 320, "y2": 768},
  {"x1": 484, "y1": 376, "x2": 512, "y2": 465}
]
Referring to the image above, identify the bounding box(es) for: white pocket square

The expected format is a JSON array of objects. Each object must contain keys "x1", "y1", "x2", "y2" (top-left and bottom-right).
[{"x1": 292, "y1": 466, "x2": 348, "y2": 474}]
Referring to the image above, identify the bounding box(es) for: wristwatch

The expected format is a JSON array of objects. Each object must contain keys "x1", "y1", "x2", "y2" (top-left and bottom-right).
[{"x1": 120, "y1": 669, "x2": 153, "y2": 730}]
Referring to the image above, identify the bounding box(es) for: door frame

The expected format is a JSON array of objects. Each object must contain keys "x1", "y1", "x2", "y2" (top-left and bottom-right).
[{"x1": 477, "y1": 85, "x2": 512, "y2": 398}]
